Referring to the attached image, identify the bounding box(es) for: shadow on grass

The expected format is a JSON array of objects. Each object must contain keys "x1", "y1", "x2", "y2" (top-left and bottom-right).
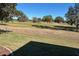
[
  {"x1": 9, "y1": 41, "x2": 79, "y2": 56},
  {"x1": 0, "y1": 23, "x2": 7, "y2": 25},
  {"x1": 32, "y1": 25, "x2": 76, "y2": 32},
  {"x1": 0, "y1": 29, "x2": 11, "y2": 34}
]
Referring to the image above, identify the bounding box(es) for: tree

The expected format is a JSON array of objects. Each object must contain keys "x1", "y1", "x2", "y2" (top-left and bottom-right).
[
  {"x1": 16, "y1": 10, "x2": 29, "y2": 22},
  {"x1": 32, "y1": 17, "x2": 38, "y2": 23},
  {"x1": 54, "y1": 16, "x2": 64, "y2": 23},
  {"x1": 42, "y1": 15, "x2": 53, "y2": 23},
  {"x1": 18, "y1": 16, "x2": 29, "y2": 22},
  {"x1": 65, "y1": 3, "x2": 79, "y2": 31},
  {"x1": 65, "y1": 6, "x2": 75, "y2": 25},
  {"x1": 15, "y1": 10, "x2": 24, "y2": 17},
  {"x1": 0, "y1": 3, "x2": 17, "y2": 23},
  {"x1": 37, "y1": 18, "x2": 42, "y2": 22},
  {"x1": 74, "y1": 4, "x2": 79, "y2": 31}
]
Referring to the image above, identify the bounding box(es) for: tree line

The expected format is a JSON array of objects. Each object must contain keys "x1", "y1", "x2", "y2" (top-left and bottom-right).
[
  {"x1": 0, "y1": 3, "x2": 79, "y2": 27},
  {"x1": 0, "y1": 3, "x2": 65, "y2": 23},
  {"x1": 32, "y1": 16, "x2": 64, "y2": 23}
]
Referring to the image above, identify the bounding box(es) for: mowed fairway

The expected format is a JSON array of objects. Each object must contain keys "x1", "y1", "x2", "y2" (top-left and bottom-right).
[{"x1": 0, "y1": 21, "x2": 79, "y2": 52}]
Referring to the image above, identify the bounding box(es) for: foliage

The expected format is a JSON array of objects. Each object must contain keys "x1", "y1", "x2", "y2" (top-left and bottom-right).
[
  {"x1": 0, "y1": 3, "x2": 28, "y2": 23},
  {"x1": 65, "y1": 6, "x2": 75, "y2": 25},
  {"x1": 0, "y1": 3, "x2": 17, "y2": 23},
  {"x1": 32, "y1": 17, "x2": 41, "y2": 23},
  {"x1": 65, "y1": 3, "x2": 79, "y2": 25},
  {"x1": 37, "y1": 18, "x2": 42, "y2": 22},
  {"x1": 42, "y1": 15, "x2": 53, "y2": 23},
  {"x1": 16, "y1": 10, "x2": 29, "y2": 22},
  {"x1": 32, "y1": 17, "x2": 37, "y2": 23},
  {"x1": 54, "y1": 16, "x2": 64, "y2": 23}
]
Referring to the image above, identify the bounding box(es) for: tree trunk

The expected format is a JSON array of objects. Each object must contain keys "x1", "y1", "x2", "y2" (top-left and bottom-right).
[{"x1": 76, "y1": 25, "x2": 78, "y2": 32}]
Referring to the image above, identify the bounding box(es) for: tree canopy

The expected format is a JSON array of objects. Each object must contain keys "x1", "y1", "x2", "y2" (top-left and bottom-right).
[
  {"x1": 0, "y1": 3, "x2": 29, "y2": 23},
  {"x1": 54, "y1": 16, "x2": 64, "y2": 23},
  {"x1": 65, "y1": 3, "x2": 79, "y2": 25},
  {"x1": 0, "y1": 3, "x2": 17, "y2": 22},
  {"x1": 65, "y1": 3, "x2": 79, "y2": 31},
  {"x1": 17, "y1": 10, "x2": 29, "y2": 22},
  {"x1": 42, "y1": 15, "x2": 53, "y2": 23}
]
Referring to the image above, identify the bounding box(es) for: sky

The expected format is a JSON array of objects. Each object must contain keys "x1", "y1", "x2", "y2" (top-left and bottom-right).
[{"x1": 16, "y1": 3, "x2": 75, "y2": 20}]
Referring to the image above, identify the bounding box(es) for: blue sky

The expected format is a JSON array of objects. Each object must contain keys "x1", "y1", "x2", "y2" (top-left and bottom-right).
[{"x1": 16, "y1": 3, "x2": 75, "y2": 19}]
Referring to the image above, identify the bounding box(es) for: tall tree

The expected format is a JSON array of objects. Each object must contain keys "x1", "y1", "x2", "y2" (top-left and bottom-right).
[
  {"x1": 65, "y1": 3, "x2": 79, "y2": 31},
  {"x1": 0, "y1": 3, "x2": 17, "y2": 23},
  {"x1": 65, "y1": 6, "x2": 75, "y2": 25},
  {"x1": 74, "y1": 3, "x2": 79, "y2": 31}
]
